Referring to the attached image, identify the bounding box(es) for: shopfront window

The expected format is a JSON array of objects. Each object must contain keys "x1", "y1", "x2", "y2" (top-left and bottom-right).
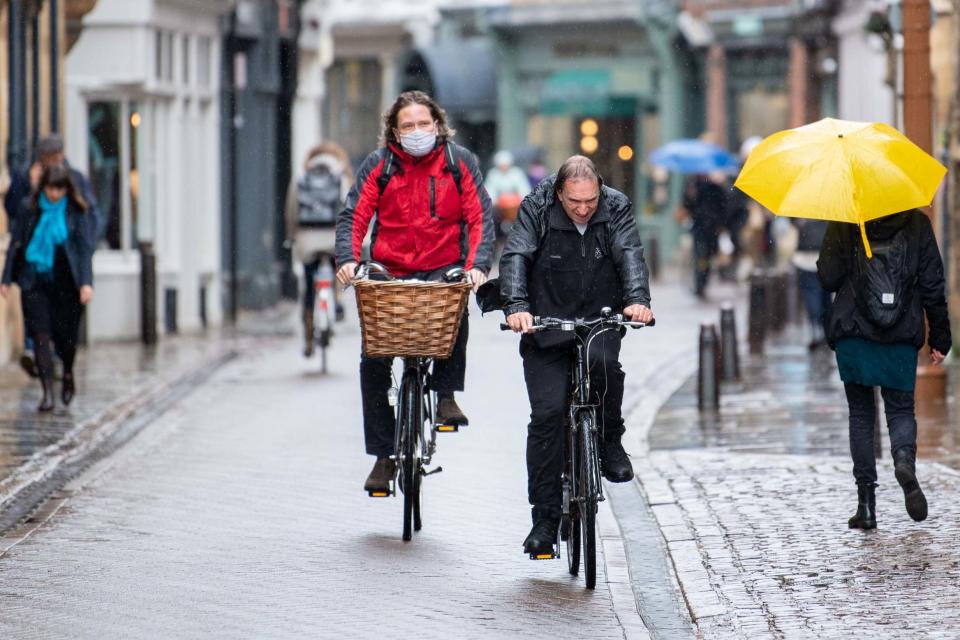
[{"x1": 88, "y1": 99, "x2": 144, "y2": 251}]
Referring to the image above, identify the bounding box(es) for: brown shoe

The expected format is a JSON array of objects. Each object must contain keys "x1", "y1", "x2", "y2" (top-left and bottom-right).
[
  {"x1": 363, "y1": 457, "x2": 396, "y2": 493},
  {"x1": 436, "y1": 396, "x2": 469, "y2": 426}
]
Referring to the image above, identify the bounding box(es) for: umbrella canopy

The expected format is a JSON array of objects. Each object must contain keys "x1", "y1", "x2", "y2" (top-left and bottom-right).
[
  {"x1": 734, "y1": 118, "x2": 947, "y2": 257},
  {"x1": 649, "y1": 139, "x2": 738, "y2": 174}
]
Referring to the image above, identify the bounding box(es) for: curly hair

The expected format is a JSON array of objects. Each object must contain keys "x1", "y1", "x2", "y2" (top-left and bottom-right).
[{"x1": 380, "y1": 90, "x2": 456, "y2": 148}]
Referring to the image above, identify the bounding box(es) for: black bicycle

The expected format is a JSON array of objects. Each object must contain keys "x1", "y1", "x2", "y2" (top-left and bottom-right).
[
  {"x1": 355, "y1": 262, "x2": 469, "y2": 541},
  {"x1": 502, "y1": 308, "x2": 652, "y2": 589}
]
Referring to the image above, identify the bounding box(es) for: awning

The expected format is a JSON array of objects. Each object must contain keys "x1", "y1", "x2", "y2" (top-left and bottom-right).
[
  {"x1": 539, "y1": 69, "x2": 635, "y2": 117},
  {"x1": 400, "y1": 40, "x2": 497, "y2": 124}
]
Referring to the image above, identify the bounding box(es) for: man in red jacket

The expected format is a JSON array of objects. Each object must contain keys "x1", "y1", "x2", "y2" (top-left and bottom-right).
[{"x1": 335, "y1": 91, "x2": 494, "y2": 493}]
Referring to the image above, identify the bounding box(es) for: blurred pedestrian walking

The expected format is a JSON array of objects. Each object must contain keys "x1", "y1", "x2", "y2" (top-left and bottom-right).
[
  {"x1": 818, "y1": 210, "x2": 950, "y2": 528},
  {"x1": 3, "y1": 135, "x2": 100, "y2": 379},
  {"x1": 485, "y1": 150, "x2": 531, "y2": 245},
  {"x1": 285, "y1": 141, "x2": 353, "y2": 357},
  {"x1": 1, "y1": 165, "x2": 98, "y2": 412},
  {"x1": 335, "y1": 91, "x2": 494, "y2": 494},
  {"x1": 792, "y1": 218, "x2": 831, "y2": 350},
  {"x1": 677, "y1": 173, "x2": 727, "y2": 298}
]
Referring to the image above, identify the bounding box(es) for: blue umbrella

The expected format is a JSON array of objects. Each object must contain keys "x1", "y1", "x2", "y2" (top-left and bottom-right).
[{"x1": 649, "y1": 139, "x2": 739, "y2": 174}]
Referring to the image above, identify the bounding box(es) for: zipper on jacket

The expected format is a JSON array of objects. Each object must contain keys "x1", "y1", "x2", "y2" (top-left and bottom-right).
[{"x1": 429, "y1": 177, "x2": 436, "y2": 218}]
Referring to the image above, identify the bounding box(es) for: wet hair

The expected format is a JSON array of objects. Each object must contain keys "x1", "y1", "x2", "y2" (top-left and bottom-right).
[
  {"x1": 554, "y1": 155, "x2": 603, "y2": 196},
  {"x1": 34, "y1": 164, "x2": 89, "y2": 211},
  {"x1": 380, "y1": 90, "x2": 455, "y2": 147}
]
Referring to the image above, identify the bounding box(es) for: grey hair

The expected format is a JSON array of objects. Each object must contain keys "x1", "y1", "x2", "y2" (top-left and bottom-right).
[{"x1": 554, "y1": 155, "x2": 602, "y2": 195}]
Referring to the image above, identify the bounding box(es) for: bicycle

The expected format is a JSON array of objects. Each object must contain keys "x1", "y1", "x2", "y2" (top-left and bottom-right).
[
  {"x1": 313, "y1": 261, "x2": 337, "y2": 373},
  {"x1": 353, "y1": 262, "x2": 471, "y2": 541},
  {"x1": 501, "y1": 308, "x2": 652, "y2": 589}
]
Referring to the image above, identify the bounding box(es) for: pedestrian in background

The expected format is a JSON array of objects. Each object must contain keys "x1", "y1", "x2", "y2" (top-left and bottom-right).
[
  {"x1": 677, "y1": 172, "x2": 727, "y2": 298},
  {"x1": 1, "y1": 165, "x2": 98, "y2": 412},
  {"x1": 818, "y1": 209, "x2": 950, "y2": 529},
  {"x1": 485, "y1": 149, "x2": 531, "y2": 242},
  {"x1": 3, "y1": 134, "x2": 100, "y2": 379},
  {"x1": 285, "y1": 141, "x2": 353, "y2": 357},
  {"x1": 792, "y1": 218, "x2": 831, "y2": 350}
]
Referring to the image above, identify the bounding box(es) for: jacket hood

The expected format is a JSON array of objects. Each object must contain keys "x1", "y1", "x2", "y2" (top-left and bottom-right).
[{"x1": 864, "y1": 210, "x2": 916, "y2": 241}]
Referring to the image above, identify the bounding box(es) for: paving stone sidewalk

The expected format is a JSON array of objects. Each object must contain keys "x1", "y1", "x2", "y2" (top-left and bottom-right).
[
  {"x1": 0, "y1": 310, "x2": 289, "y2": 530},
  {"x1": 638, "y1": 333, "x2": 960, "y2": 639}
]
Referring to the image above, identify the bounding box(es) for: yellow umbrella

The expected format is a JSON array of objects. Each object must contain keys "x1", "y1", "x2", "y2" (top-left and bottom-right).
[{"x1": 734, "y1": 118, "x2": 947, "y2": 257}]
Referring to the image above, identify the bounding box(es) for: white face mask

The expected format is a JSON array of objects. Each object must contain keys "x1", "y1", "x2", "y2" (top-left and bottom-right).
[{"x1": 399, "y1": 129, "x2": 437, "y2": 157}]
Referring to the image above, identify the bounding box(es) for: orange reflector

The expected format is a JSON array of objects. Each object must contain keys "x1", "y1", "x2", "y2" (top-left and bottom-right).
[
  {"x1": 369, "y1": 492, "x2": 388, "y2": 497},
  {"x1": 535, "y1": 554, "x2": 554, "y2": 560},
  {"x1": 437, "y1": 425, "x2": 456, "y2": 432}
]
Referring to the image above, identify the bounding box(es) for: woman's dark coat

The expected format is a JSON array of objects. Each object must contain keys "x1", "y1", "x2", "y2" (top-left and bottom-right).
[
  {"x1": 817, "y1": 210, "x2": 951, "y2": 354},
  {"x1": 2, "y1": 196, "x2": 96, "y2": 291}
]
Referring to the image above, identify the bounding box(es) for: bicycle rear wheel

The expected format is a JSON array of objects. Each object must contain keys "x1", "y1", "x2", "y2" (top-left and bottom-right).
[
  {"x1": 400, "y1": 373, "x2": 422, "y2": 542},
  {"x1": 579, "y1": 411, "x2": 599, "y2": 589}
]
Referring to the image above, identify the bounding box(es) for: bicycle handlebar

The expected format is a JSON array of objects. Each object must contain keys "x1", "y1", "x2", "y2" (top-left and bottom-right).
[
  {"x1": 352, "y1": 261, "x2": 471, "y2": 285},
  {"x1": 499, "y1": 313, "x2": 655, "y2": 332}
]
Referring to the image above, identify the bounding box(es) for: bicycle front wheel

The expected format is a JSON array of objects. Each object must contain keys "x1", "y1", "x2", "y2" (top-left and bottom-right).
[
  {"x1": 400, "y1": 373, "x2": 422, "y2": 542},
  {"x1": 579, "y1": 411, "x2": 599, "y2": 589}
]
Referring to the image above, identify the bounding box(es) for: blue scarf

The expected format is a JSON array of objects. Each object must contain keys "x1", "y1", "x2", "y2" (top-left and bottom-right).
[{"x1": 26, "y1": 193, "x2": 69, "y2": 274}]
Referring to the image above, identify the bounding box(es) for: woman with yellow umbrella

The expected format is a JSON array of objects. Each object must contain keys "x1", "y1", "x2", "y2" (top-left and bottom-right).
[{"x1": 736, "y1": 118, "x2": 951, "y2": 530}]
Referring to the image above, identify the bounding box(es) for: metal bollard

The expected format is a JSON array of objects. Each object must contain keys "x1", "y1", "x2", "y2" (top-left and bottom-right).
[
  {"x1": 140, "y1": 242, "x2": 158, "y2": 345},
  {"x1": 785, "y1": 269, "x2": 801, "y2": 326},
  {"x1": 647, "y1": 233, "x2": 660, "y2": 281},
  {"x1": 748, "y1": 270, "x2": 767, "y2": 354},
  {"x1": 765, "y1": 270, "x2": 786, "y2": 333},
  {"x1": 720, "y1": 304, "x2": 740, "y2": 382},
  {"x1": 698, "y1": 322, "x2": 720, "y2": 411}
]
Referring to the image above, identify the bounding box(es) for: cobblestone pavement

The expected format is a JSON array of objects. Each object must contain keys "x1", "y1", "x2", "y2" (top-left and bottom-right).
[
  {"x1": 641, "y1": 326, "x2": 960, "y2": 638},
  {"x1": 0, "y1": 273, "x2": 736, "y2": 639}
]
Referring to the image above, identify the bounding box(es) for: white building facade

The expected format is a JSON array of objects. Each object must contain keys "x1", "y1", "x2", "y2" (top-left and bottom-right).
[
  {"x1": 832, "y1": 0, "x2": 895, "y2": 126},
  {"x1": 65, "y1": 0, "x2": 229, "y2": 340}
]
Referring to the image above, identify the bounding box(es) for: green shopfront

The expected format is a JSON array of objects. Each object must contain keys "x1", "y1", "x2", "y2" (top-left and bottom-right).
[{"x1": 488, "y1": 7, "x2": 691, "y2": 253}]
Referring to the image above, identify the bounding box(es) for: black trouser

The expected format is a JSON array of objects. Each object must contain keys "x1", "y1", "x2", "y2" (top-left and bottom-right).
[
  {"x1": 302, "y1": 253, "x2": 337, "y2": 311},
  {"x1": 844, "y1": 382, "x2": 917, "y2": 486},
  {"x1": 21, "y1": 254, "x2": 84, "y2": 381},
  {"x1": 360, "y1": 310, "x2": 469, "y2": 458},
  {"x1": 693, "y1": 233, "x2": 716, "y2": 295},
  {"x1": 520, "y1": 330, "x2": 624, "y2": 510}
]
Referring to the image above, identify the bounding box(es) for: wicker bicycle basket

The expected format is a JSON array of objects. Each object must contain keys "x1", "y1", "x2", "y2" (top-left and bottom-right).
[{"x1": 354, "y1": 279, "x2": 472, "y2": 358}]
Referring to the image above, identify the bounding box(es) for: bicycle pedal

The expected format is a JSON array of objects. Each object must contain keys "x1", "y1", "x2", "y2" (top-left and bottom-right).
[
  {"x1": 366, "y1": 487, "x2": 393, "y2": 498},
  {"x1": 528, "y1": 547, "x2": 560, "y2": 561},
  {"x1": 435, "y1": 423, "x2": 459, "y2": 433}
]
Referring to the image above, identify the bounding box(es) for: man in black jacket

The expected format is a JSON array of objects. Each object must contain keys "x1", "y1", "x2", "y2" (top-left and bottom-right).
[{"x1": 500, "y1": 156, "x2": 653, "y2": 555}]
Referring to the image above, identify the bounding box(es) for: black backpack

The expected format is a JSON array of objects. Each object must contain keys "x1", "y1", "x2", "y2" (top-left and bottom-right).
[
  {"x1": 376, "y1": 143, "x2": 464, "y2": 196},
  {"x1": 850, "y1": 219, "x2": 918, "y2": 329},
  {"x1": 296, "y1": 165, "x2": 343, "y2": 227}
]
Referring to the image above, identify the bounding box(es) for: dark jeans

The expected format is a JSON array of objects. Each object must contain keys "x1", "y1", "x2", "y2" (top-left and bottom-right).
[
  {"x1": 360, "y1": 311, "x2": 469, "y2": 458},
  {"x1": 844, "y1": 382, "x2": 917, "y2": 485},
  {"x1": 797, "y1": 269, "x2": 832, "y2": 331},
  {"x1": 693, "y1": 234, "x2": 716, "y2": 295},
  {"x1": 520, "y1": 330, "x2": 624, "y2": 510},
  {"x1": 21, "y1": 254, "x2": 84, "y2": 380}
]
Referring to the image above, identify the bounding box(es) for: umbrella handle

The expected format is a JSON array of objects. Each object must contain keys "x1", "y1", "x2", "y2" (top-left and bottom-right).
[{"x1": 859, "y1": 222, "x2": 873, "y2": 259}]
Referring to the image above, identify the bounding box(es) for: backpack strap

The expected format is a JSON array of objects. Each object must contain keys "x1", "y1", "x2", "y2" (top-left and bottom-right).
[
  {"x1": 444, "y1": 143, "x2": 464, "y2": 195},
  {"x1": 377, "y1": 148, "x2": 398, "y2": 196}
]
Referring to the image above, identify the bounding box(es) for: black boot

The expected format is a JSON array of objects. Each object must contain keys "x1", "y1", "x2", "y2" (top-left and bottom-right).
[
  {"x1": 600, "y1": 437, "x2": 634, "y2": 482},
  {"x1": 894, "y1": 449, "x2": 928, "y2": 522},
  {"x1": 61, "y1": 372, "x2": 76, "y2": 406},
  {"x1": 436, "y1": 394, "x2": 469, "y2": 426},
  {"x1": 848, "y1": 482, "x2": 877, "y2": 530},
  {"x1": 37, "y1": 376, "x2": 54, "y2": 413},
  {"x1": 523, "y1": 506, "x2": 560, "y2": 555}
]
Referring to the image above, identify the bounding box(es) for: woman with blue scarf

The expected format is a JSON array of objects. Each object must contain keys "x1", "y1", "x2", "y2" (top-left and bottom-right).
[{"x1": 1, "y1": 165, "x2": 97, "y2": 411}]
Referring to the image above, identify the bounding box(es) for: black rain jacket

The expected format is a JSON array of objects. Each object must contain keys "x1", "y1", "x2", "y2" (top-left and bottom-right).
[
  {"x1": 817, "y1": 210, "x2": 951, "y2": 354},
  {"x1": 499, "y1": 176, "x2": 651, "y2": 348}
]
